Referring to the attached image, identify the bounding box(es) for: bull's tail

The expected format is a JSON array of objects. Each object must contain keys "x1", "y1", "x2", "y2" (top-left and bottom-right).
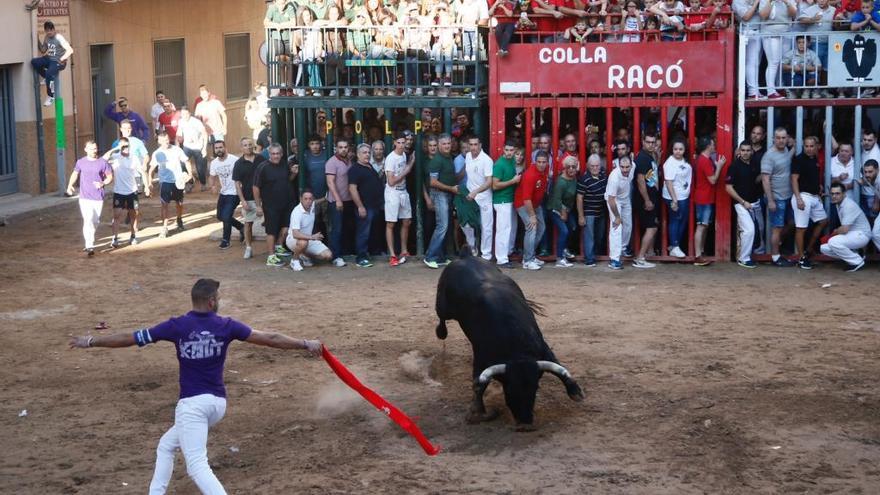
[
  {"x1": 526, "y1": 299, "x2": 546, "y2": 317},
  {"x1": 458, "y1": 244, "x2": 473, "y2": 259}
]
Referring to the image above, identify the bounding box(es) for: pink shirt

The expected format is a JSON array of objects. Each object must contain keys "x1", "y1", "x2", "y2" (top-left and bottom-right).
[{"x1": 325, "y1": 155, "x2": 352, "y2": 202}]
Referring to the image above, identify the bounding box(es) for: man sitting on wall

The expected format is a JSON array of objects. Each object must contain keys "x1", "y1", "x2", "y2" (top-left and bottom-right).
[{"x1": 31, "y1": 21, "x2": 74, "y2": 107}]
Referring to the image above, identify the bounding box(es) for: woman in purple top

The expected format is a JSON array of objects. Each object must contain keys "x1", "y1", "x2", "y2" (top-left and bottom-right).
[
  {"x1": 66, "y1": 140, "x2": 113, "y2": 256},
  {"x1": 70, "y1": 279, "x2": 322, "y2": 494}
]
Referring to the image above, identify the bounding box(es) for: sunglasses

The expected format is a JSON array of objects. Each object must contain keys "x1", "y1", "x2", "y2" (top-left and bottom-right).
[{"x1": 121, "y1": 146, "x2": 130, "y2": 149}]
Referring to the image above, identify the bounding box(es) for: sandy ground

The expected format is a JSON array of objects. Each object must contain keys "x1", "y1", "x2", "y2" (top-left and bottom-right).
[{"x1": 1, "y1": 192, "x2": 879, "y2": 494}]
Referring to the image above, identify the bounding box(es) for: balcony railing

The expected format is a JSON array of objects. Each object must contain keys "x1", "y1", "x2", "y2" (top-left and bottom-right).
[{"x1": 265, "y1": 25, "x2": 489, "y2": 98}]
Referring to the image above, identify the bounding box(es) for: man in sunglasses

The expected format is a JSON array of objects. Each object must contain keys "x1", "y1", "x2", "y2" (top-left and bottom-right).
[
  {"x1": 103, "y1": 97, "x2": 149, "y2": 141},
  {"x1": 103, "y1": 138, "x2": 148, "y2": 247}
]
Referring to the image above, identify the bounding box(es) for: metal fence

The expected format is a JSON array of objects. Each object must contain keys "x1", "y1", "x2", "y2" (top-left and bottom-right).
[{"x1": 265, "y1": 25, "x2": 489, "y2": 98}]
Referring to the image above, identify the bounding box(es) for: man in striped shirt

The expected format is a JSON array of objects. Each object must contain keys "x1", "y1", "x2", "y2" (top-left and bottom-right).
[{"x1": 576, "y1": 154, "x2": 608, "y2": 267}]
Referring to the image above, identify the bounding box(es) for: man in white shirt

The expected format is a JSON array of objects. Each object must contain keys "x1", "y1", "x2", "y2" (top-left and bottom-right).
[
  {"x1": 209, "y1": 140, "x2": 244, "y2": 250},
  {"x1": 465, "y1": 135, "x2": 494, "y2": 260},
  {"x1": 820, "y1": 183, "x2": 872, "y2": 272},
  {"x1": 150, "y1": 91, "x2": 169, "y2": 136},
  {"x1": 147, "y1": 132, "x2": 194, "y2": 238},
  {"x1": 860, "y1": 131, "x2": 880, "y2": 220},
  {"x1": 104, "y1": 138, "x2": 148, "y2": 247},
  {"x1": 830, "y1": 143, "x2": 856, "y2": 201},
  {"x1": 286, "y1": 190, "x2": 333, "y2": 271},
  {"x1": 383, "y1": 134, "x2": 414, "y2": 266},
  {"x1": 605, "y1": 156, "x2": 635, "y2": 270},
  {"x1": 177, "y1": 106, "x2": 209, "y2": 191}
]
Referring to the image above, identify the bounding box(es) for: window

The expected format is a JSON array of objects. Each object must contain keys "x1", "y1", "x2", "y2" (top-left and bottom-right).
[
  {"x1": 153, "y1": 39, "x2": 186, "y2": 108},
  {"x1": 224, "y1": 34, "x2": 250, "y2": 101}
]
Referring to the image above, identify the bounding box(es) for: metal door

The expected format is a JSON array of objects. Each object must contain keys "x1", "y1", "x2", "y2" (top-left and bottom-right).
[
  {"x1": 90, "y1": 44, "x2": 116, "y2": 151},
  {"x1": 0, "y1": 66, "x2": 17, "y2": 195}
]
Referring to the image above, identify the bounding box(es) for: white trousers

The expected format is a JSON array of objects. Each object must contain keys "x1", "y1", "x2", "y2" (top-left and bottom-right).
[
  {"x1": 493, "y1": 202, "x2": 513, "y2": 264},
  {"x1": 744, "y1": 31, "x2": 763, "y2": 97},
  {"x1": 734, "y1": 202, "x2": 758, "y2": 262},
  {"x1": 460, "y1": 224, "x2": 476, "y2": 250},
  {"x1": 149, "y1": 394, "x2": 228, "y2": 495},
  {"x1": 762, "y1": 36, "x2": 783, "y2": 94},
  {"x1": 477, "y1": 199, "x2": 494, "y2": 260},
  {"x1": 608, "y1": 200, "x2": 632, "y2": 261},
  {"x1": 78, "y1": 199, "x2": 104, "y2": 249},
  {"x1": 820, "y1": 231, "x2": 869, "y2": 266}
]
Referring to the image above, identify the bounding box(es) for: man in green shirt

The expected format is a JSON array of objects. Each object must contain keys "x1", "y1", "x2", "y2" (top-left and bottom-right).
[
  {"x1": 492, "y1": 140, "x2": 521, "y2": 267},
  {"x1": 425, "y1": 135, "x2": 459, "y2": 268}
]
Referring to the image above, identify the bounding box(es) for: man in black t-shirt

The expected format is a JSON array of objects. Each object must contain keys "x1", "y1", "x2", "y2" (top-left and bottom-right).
[
  {"x1": 725, "y1": 141, "x2": 763, "y2": 268},
  {"x1": 347, "y1": 144, "x2": 385, "y2": 267},
  {"x1": 254, "y1": 143, "x2": 299, "y2": 267},
  {"x1": 748, "y1": 125, "x2": 767, "y2": 253},
  {"x1": 632, "y1": 133, "x2": 660, "y2": 267},
  {"x1": 233, "y1": 137, "x2": 266, "y2": 260},
  {"x1": 790, "y1": 136, "x2": 828, "y2": 269}
]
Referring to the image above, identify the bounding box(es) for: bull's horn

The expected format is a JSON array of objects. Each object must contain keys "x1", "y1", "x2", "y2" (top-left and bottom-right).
[
  {"x1": 536, "y1": 361, "x2": 572, "y2": 379},
  {"x1": 477, "y1": 364, "x2": 507, "y2": 384}
]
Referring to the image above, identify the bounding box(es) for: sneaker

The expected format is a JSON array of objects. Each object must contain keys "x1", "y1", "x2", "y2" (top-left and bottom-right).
[
  {"x1": 177, "y1": 218, "x2": 185, "y2": 231},
  {"x1": 555, "y1": 258, "x2": 574, "y2": 267},
  {"x1": 583, "y1": 260, "x2": 597, "y2": 267},
  {"x1": 332, "y1": 257, "x2": 346, "y2": 267},
  {"x1": 312, "y1": 90, "x2": 323, "y2": 97},
  {"x1": 669, "y1": 246, "x2": 686, "y2": 258},
  {"x1": 415, "y1": 88, "x2": 423, "y2": 96},
  {"x1": 159, "y1": 227, "x2": 168, "y2": 238},
  {"x1": 633, "y1": 258, "x2": 656, "y2": 268},
  {"x1": 290, "y1": 259, "x2": 304, "y2": 271},
  {"x1": 737, "y1": 260, "x2": 757, "y2": 269},
  {"x1": 496, "y1": 262, "x2": 515, "y2": 268},
  {"x1": 820, "y1": 89, "x2": 834, "y2": 98},
  {"x1": 266, "y1": 254, "x2": 284, "y2": 267},
  {"x1": 110, "y1": 236, "x2": 119, "y2": 249},
  {"x1": 130, "y1": 236, "x2": 139, "y2": 246},
  {"x1": 862, "y1": 88, "x2": 877, "y2": 98},
  {"x1": 771, "y1": 256, "x2": 795, "y2": 267},
  {"x1": 622, "y1": 248, "x2": 634, "y2": 258},
  {"x1": 389, "y1": 256, "x2": 401, "y2": 267},
  {"x1": 219, "y1": 240, "x2": 230, "y2": 250},
  {"x1": 399, "y1": 252, "x2": 410, "y2": 264},
  {"x1": 43, "y1": 96, "x2": 55, "y2": 107},
  {"x1": 357, "y1": 259, "x2": 373, "y2": 268},
  {"x1": 522, "y1": 260, "x2": 541, "y2": 270},
  {"x1": 534, "y1": 258, "x2": 545, "y2": 266},
  {"x1": 798, "y1": 256, "x2": 813, "y2": 270},
  {"x1": 845, "y1": 260, "x2": 865, "y2": 272},
  {"x1": 437, "y1": 259, "x2": 451, "y2": 266},
  {"x1": 299, "y1": 255, "x2": 314, "y2": 267},
  {"x1": 693, "y1": 257, "x2": 712, "y2": 266},
  {"x1": 431, "y1": 79, "x2": 440, "y2": 87},
  {"x1": 275, "y1": 246, "x2": 292, "y2": 258},
  {"x1": 563, "y1": 249, "x2": 576, "y2": 259},
  {"x1": 328, "y1": 89, "x2": 338, "y2": 96},
  {"x1": 608, "y1": 259, "x2": 623, "y2": 270},
  {"x1": 344, "y1": 88, "x2": 352, "y2": 97},
  {"x1": 799, "y1": 89, "x2": 810, "y2": 99},
  {"x1": 243, "y1": 246, "x2": 253, "y2": 259},
  {"x1": 443, "y1": 77, "x2": 452, "y2": 87},
  {"x1": 424, "y1": 259, "x2": 439, "y2": 269},
  {"x1": 766, "y1": 92, "x2": 785, "y2": 100}
]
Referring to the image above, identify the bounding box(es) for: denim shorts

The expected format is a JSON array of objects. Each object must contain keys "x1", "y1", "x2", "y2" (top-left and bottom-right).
[
  {"x1": 768, "y1": 197, "x2": 793, "y2": 228},
  {"x1": 695, "y1": 204, "x2": 714, "y2": 225}
]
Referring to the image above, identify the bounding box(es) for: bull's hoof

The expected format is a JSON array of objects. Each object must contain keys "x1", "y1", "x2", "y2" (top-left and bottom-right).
[
  {"x1": 514, "y1": 423, "x2": 537, "y2": 432},
  {"x1": 466, "y1": 408, "x2": 500, "y2": 424}
]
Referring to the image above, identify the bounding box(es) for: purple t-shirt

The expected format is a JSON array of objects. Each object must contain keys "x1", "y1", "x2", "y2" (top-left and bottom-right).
[
  {"x1": 325, "y1": 155, "x2": 352, "y2": 202},
  {"x1": 137, "y1": 311, "x2": 252, "y2": 399},
  {"x1": 74, "y1": 157, "x2": 112, "y2": 201}
]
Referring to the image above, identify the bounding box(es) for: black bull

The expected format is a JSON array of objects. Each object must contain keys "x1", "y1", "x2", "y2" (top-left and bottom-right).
[{"x1": 434, "y1": 254, "x2": 584, "y2": 429}]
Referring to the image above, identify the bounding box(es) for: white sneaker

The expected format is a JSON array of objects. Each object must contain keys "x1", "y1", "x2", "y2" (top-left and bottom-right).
[
  {"x1": 332, "y1": 257, "x2": 346, "y2": 267},
  {"x1": 415, "y1": 88, "x2": 424, "y2": 96},
  {"x1": 669, "y1": 246, "x2": 686, "y2": 258},
  {"x1": 563, "y1": 249, "x2": 575, "y2": 259},
  {"x1": 534, "y1": 258, "x2": 545, "y2": 266},
  {"x1": 555, "y1": 258, "x2": 574, "y2": 268},
  {"x1": 43, "y1": 96, "x2": 55, "y2": 107},
  {"x1": 344, "y1": 88, "x2": 352, "y2": 97},
  {"x1": 290, "y1": 259, "x2": 304, "y2": 271},
  {"x1": 328, "y1": 89, "x2": 338, "y2": 96},
  {"x1": 299, "y1": 255, "x2": 314, "y2": 267},
  {"x1": 632, "y1": 258, "x2": 656, "y2": 269},
  {"x1": 243, "y1": 246, "x2": 253, "y2": 259},
  {"x1": 522, "y1": 260, "x2": 541, "y2": 270}
]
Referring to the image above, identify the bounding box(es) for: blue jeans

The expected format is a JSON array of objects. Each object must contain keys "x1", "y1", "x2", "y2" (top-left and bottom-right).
[
  {"x1": 664, "y1": 198, "x2": 690, "y2": 248},
  {"x1": 581, "y1": 215, "x2": 607, "y2": 264},
  {"x1": 517, "y1": 205, "x2": 546, "y2": 263},
  {"x1": 355, "y1": 207, "x2": 376, "y2": 262},
  {"x1": 328, "y1": 201, "x2": 351, "y2": 259},
  {"x1": 183, "y1": 147, "x2": 207, "y2": 186},
  {"x1": 426, "y1": 191, "x2": 451, "y2": 262},
  {"x1": 781, "y1": 72, "x2": 816, "y2": 88},
  {"x1": 216, "y1": 195, "x2": 243, "y2": 243},
  {"x1": 550, "y1": 211, "x2": 577, "y2": 258},
  {"x1": 31, "y1": 56, "x2": 60, "y2": 96}
]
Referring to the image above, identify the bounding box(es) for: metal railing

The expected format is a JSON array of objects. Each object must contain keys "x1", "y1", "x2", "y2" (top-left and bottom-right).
[{"x1": 265, "y1": 25, "x2": 489, "y2": 98}]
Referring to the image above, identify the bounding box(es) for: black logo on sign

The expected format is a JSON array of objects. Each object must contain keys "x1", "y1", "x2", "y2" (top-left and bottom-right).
[{"x1": 842, "y1": 34, "x2": 877, "y2": 82}]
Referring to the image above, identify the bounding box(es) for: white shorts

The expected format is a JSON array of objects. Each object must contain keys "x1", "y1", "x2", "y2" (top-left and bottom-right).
[
  {"x1": 243, "y1": 200, "x2": 258, "y2": 223},
  {"x1": 286, "y1": 237, "x2": 329, "y2": 256},
  {"x1": 384, "y1": 188, "x2": 412, "y2": 222},
  {"x1": 792, "y1": 193, "x2": 827, "y2": 228}
]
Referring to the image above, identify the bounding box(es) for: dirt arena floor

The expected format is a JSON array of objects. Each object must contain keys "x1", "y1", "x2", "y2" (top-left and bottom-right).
[{"x1": 1, "y1": 192, "x2": 879, "y2": 494}]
